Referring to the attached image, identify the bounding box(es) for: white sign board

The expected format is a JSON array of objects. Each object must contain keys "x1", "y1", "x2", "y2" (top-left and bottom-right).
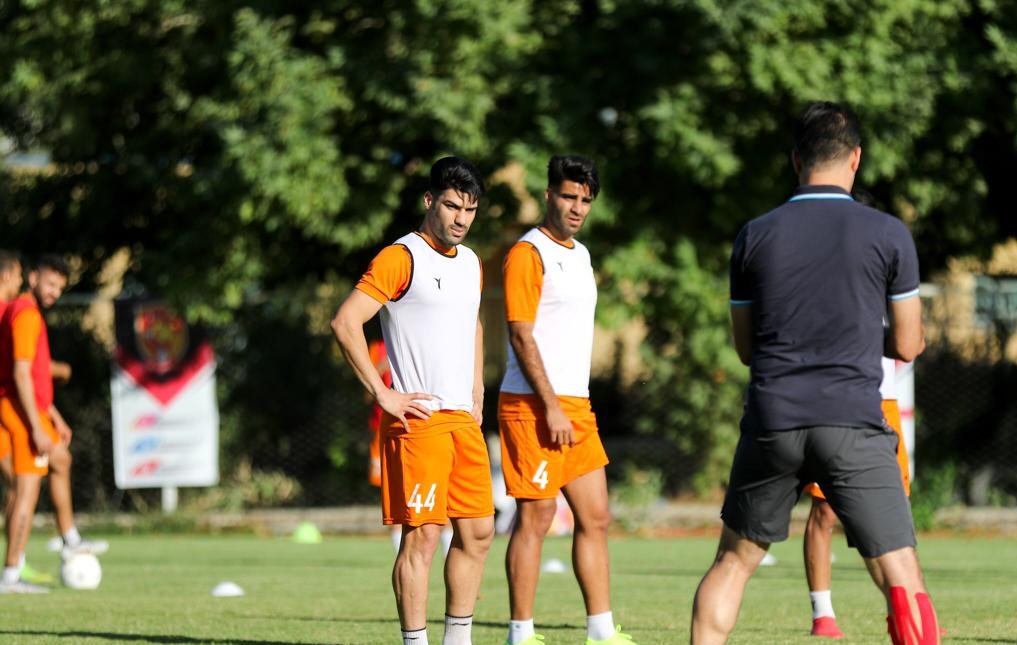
[{"x1": 111, "y1": 361, "x2": 219, "y2": 488}]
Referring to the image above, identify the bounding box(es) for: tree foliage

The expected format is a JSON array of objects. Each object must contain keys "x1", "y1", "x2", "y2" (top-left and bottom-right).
[{"x1": 2, "y1": 0, "x2": 1016, "y2": 496}]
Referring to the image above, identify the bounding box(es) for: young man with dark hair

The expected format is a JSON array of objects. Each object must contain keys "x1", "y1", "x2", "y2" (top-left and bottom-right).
[
  {"x1": 499, "y1": 155, "x2": 638, "y2": 645},
  {"x1": 690, "y1": 102, "x2": 939, "y2": 645},
  {"x1": 0, "y1": 254, "x2": 105, "y2": 592},
  {"x1": 332, "y1": 156, "x2": 494, "y2": 645}
]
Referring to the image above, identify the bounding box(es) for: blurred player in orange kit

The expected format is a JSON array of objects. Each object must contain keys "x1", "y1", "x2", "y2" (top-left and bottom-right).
[{"x1": 0, "y1": 254, "x2": 106, "y2": 594}]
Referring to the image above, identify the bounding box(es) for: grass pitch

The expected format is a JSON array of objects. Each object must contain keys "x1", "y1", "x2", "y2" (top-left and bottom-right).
[{"x1": 1, "y1": 531, "x2": 1015, "y2": 644}]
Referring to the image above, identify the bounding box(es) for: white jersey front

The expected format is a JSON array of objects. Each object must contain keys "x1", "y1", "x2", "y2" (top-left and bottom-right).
[
  {"x1": 500, "y1": 228, "x2": 598, "y2": 398},
  {"x1": 879, "y1": 357, "x2": 897, "y2": 400},
  {"x1": 381, "y1": 232, "x2": 481, "y2": 412}
]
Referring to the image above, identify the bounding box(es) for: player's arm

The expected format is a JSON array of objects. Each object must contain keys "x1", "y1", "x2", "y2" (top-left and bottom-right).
[
  {"x1": 472, "y1": 319, "x2": 484, "y2": 425},
  {"x1": 729, "y1": 225, "x2": 753, "y2": 366},
  {"x1": 331, "y1": 245, "x2": 434, "y2": 431},
  {"x1": 508, "y1": 322, "x2": 574, "y2": 446},
  {"x1": 50, "y1": 360, "x2": 72, "y2": 385},
  {"x1": 504, "y1": 242, "x2": 574, "y2": 446},
  {"x1": 331, "y1": 290, "x2": 433, "y2": 431},
  {"x1": 48, "y1": 404, "x2": 72, "y2": 445},
  {"x1": 885, "y1": 296, "x2": 924, "y2": 362},
  {"x1": 13, "y1": 360, "x2": 52, "y2": 455},
  {"x1": 884, "y1": 222, "x2": 924, "y2": 362},
  {"x1": 730, "y1": 305, "x2": 753, "y2": 366}
]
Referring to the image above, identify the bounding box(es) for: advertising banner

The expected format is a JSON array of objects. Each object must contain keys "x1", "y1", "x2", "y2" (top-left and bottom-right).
[{"x1": 111, "y1": 300, "x2": 218, "y2": 489}]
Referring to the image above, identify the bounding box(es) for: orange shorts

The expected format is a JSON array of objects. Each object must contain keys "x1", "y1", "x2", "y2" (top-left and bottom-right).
[
  {"x1": 0, "y1": 397, "x2": 58, "y2": 476},
  {"x1": 806, "y1": 399, "x2": 910, "y2": 499},
  {"x1": 498, "y1": 392, "x2": 609, "y2": 500},
  {"x1": 380, "y1": 410, "x2": 494, "y2": 526}
]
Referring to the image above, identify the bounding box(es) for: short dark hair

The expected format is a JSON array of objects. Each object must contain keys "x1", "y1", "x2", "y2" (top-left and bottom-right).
[
  {"x1": 793, "y1": 102, "x2": 861, "y2": 174},
  {"x1": 0, "y1": 250, "x2": 20, "y2": 273},
  {"x1": 548, "y1": 155, "x2": 600, "y2": 198},
  {"x1": 429, "y1": 156, "x2": 485, "y2": 200},
  {"x1": 35, "y1": 253, "x2": 70, "y2": 278}
]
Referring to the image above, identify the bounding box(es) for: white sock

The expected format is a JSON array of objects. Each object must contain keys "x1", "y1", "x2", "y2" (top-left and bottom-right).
[
  {"x1": 440, "y1": 525, "x2": 454, "y2": 557},
  {"x1": 810, "y1": 590, "x2": 836, "y2": 619},
  {"x1": 2, "y1": 566, "x2": 20, "y2": 585},
  {"x1": 587, "y1": 611, "x2": 615, "y2": 641},
  {"x1": 402, "y1": 627, "x2": 428, "y2": 645},
  {"x1": 17, "y1": 554, "x2": 25, "y2": 571},
  {"x1": 442, "y1": 614, "x2": 473, "y2": 645},
  {"x1": 507, "y1": 619, "x2": 535, "y2": 644},
  {"x1": 63, "y1": 526, "x2": 82, "y2": 547}
]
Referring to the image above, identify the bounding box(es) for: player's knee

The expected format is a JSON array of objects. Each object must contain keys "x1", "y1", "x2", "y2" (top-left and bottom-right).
[
  {"x1": 401, "y1": 524, "x2": 442, "y2": 558},
  {"x1": 575, "y1": 504, "x2": 611, "y2": 534},
  {"x1": 460, "y1": 518, "x2": 495, "y2": 554},
  {"x1": 50, "y1": 447, "x2": 71, "y2": 472},
  {"x1": 816, "y1": 504, "x2": 838, "y2": 529},
  {"x1": 517, "y1": 499, "x2": 557, "y2": 533}
]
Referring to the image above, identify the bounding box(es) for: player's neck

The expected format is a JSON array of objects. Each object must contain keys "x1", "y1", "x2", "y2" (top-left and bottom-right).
[
  {"x1": 800, "y1": 170, "x2": 855, "y2": 193},
  {"x1": 539, "y1": 224, "x2": 574, "y2": 246},
  {"x1": 416, "y1": 228, "x2": 456, "y2": 256}
]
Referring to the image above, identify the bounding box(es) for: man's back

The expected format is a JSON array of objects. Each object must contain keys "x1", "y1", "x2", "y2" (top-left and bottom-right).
[{"x1": 730, "y1": 185, "x2": 919, "y2": 432}]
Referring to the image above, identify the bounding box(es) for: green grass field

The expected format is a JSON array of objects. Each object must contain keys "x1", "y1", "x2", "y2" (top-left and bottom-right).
[{"x1": 2, "y1": 531, "x2": 1015, "y2": 644}]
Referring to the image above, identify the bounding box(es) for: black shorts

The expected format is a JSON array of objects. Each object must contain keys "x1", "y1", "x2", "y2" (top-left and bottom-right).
[{"x1": 720, "y1": 424, "x2": 915, "y2": 558}]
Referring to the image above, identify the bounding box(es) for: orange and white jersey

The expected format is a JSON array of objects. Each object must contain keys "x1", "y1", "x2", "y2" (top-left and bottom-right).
[
  {"x1": 356, "y1": 232, "x2": 481, "y2": 412},
  {"x1": 879, "y1": 356, "x2": 896, "y2": 400},
  {"x1": 500, "y1": 227, "x2": 597, "y2": 398}
]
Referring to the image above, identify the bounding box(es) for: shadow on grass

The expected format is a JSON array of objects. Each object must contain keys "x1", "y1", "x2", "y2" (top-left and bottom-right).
[{"x1": 0, "y1": 629, "x2": 345, "y2": 645}]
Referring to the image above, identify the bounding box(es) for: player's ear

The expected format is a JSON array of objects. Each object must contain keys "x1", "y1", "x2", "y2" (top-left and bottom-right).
[
  {"x1": 423, "y1": 191, "x2": 434, "y2": 211},
  {"x1": 849, "y1": 146, "x2": 862, "y2": 173}
]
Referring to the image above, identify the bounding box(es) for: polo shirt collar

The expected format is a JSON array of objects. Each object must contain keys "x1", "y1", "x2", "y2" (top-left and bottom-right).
[{"x1": 788, "y1": 185, "x2": 854, "y2": 202}]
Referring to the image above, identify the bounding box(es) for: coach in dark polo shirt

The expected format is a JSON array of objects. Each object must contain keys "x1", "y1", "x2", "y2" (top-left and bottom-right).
[{"x1": 689, "y1": 102, "x2": 940, "y2": 645}]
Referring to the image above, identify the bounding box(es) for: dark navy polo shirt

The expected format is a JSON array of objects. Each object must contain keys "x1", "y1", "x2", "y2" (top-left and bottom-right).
[{"x1": 729, "y1": 184, "x2": 920, "y2": 432}]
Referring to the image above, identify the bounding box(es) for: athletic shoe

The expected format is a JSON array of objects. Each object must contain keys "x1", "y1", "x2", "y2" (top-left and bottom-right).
[
  {"x1": 586, "y1": 626, "x2": 638, "y2": 644},
  {"x1": 19, "y1": 562, "x2": 54, "y2": 585},
  {"x1": 504, "y1": 635, "x2": 545, "y2": 645},
  {"x1": 61, "y1": 536, "x2": 109, "y2": 559},
  {"x1": 0, "y1": 579, "x2": 50, "y2": 594},
  {"x1": 811, "y1": 616, "x2": 845, "y2": 639}
]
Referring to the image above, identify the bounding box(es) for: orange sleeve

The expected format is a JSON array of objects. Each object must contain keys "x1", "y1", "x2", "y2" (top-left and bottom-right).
[
  {"x1": 12, "y1": 308, "x2": 42, "y2": 362},
  {"x1": 503, "y1": 242, "x2": 543, "y2": 323},
  {"x1": 355, "y1": 245, "x2": 412, "y2": 304}
]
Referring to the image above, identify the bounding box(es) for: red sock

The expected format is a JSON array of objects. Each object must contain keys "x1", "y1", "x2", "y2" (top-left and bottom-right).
[
  {"x1": 887, "y1": 617, "x2": 904, "y2": 645},
  {"x1": 888, "y1": 587, "x2": 940, "y2": 645}
]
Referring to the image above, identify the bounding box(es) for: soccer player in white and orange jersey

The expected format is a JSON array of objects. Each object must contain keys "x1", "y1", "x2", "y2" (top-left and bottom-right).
[
  {"x1": 802, "y1": 357, "x2": 913, "y2": 639},
  {"x1": 331, "y1": 156, "x2": 494, "y2": 645},
  {"x1": 499, "y1": 156, "x2": 638, "y2": 645}
]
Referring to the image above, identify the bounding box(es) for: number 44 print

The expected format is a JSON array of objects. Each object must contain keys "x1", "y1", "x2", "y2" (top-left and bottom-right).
[{"x1": 408, "y1": 483, "x2": 437, "y2": 513}]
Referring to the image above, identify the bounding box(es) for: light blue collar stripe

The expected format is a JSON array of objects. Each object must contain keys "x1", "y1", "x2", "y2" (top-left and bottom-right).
[
  {"x1": 888, "y1": 288, "x2": 920, "y2": 301},
  {"x1": 788, "y1": 193, "x2": 853, "y2": 202},
  {"x1": 730, "y1": 299, "x2": 752, "y2": 307}
]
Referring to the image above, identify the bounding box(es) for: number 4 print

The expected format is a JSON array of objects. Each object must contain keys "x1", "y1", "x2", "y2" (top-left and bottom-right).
[
  {"x1": 531, "y1": 460, "x2": 549, "y2": 490},
  {"x1": 408, "y1": 483, "x2": 437, "y2": 513}
]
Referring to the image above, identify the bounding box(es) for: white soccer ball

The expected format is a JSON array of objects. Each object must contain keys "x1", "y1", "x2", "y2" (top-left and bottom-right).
[{"x1": 61, "y1": 553, "x2": 102, "y2": 590}]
